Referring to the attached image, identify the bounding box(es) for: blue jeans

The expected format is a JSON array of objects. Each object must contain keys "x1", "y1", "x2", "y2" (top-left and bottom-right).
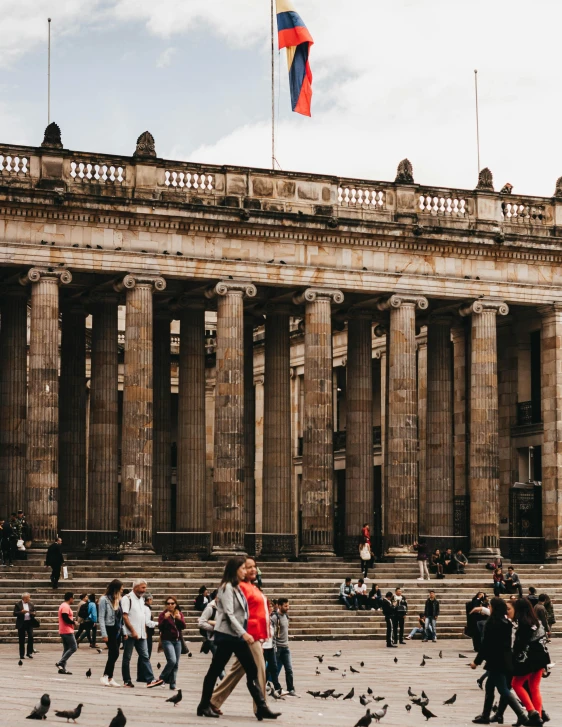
[
  {"x1": 160, "y1": 639, "x2": 181, "y2": 689},
  {"x1": 493, "y1": 582, "x2": 506, "y2": 596},
  {"x1": 122, "y1": 637, "x2": 155, "y2": 684},
  {"x1": 408, "y1": 627, "x2": 425, "y2": 639},
  {"x1": 424, "y1": 618, "x2": 437, "y2": 641},
  {"x1": 59, "y1": 633, "x2": 77, "y2": 668},
  {"x1": 276, "y1": 646, "x2": 294, "y2": 691},
  {"x1": 264, "y1": 647, "x2": 282, "y2": 691},
  {"x1": 339, "y1": 594, "x2": 358, "y2": 610}
]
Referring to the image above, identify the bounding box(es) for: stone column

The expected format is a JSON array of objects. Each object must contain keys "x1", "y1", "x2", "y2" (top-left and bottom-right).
[
  {"x1": 262, "y1": 305, "x2": 293, "y2": 555},
  {"x1": 377, "y1": 294, "x2": 428, "y2": 554},
  {"x1": 344, "y1": 310, "x2": 373, "y2": 556},
  {"x1": 177, "y1": 300, "x2": 206, "y2": 531},
  {"x1": 114, "y1": 274, "x2": 166, "y2": 552},
  {"x1": 293, "y1": 288, "x2": 344, "y2": 555},
  {"x1": 498, "y1": 321, "x2": 518, "y2": 524},
  {"x1": 206, "y1": 281, "x2": 257, "y2": 553},
  {"x1": 19, "y1": 267, "x2": 72, "y2": 546},
  {"x1": 417, "y1": 333, "x2": 428, "y2": 534},
  {"x1": 539, "y1": 304, "x2": 562, "y2": 560},
  {"x1": 59, "y1": 303, "x2": 87, "y2": 534},
  {"x1": 425, "y1": 314, "x2": 454, "y2": 536},
  {"x1": 0, "y1": 289, "x2": 28, "y2": 518},
  {"x1": 87, "y1": 296, "x2": 119, "y2": 542},
  {"x1": 460, "y1": 299, "x2": 508, "y2": 558},
  {"x1": 451, "y1": 322, "x2": 468, "y2": 501},
  {"x1": 244, "y1": 314, "x2": 256, "y2": 535},
  {"x1": 153, "y1": 312, "x2": 172, "y2": 540}
]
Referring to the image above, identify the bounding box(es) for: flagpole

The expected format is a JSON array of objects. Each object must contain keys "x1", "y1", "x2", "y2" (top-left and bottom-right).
[
  {"x1": 48, "y1": 17, "x2": 52, "y2": 125},
  {"x1": 474, "y1": 69, "x2": 480, "y2": 175},
  {"x1": 271, "y1": 0, "x2": 275, "y2": 170}
]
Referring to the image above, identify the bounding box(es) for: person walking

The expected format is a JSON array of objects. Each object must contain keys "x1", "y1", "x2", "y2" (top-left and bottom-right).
[
  {"x1": 393, "y1": 588, "x2": 408, "y2": 645},
  {"x1": 13, "y1": 592, "x2": 36, "y2": 659},
  {"x1": 45, "y1": 537, "x2": 65, "y2": 589},
  {"x1": 121, "y1": 579, "x2": 163, "y2": 689},
  {"x1": 263, "y1": 599, "x2": 282, "y2": 696},
  {"x1": 359, "y1": 538, "x2": 372, "y2": 579},
  {"x1": 272, "y1": 598, "x2": 297, "y2": 697},
  {"x1": 381, "y1": 591, "x2": 396, "y2": 648},
  {"x1": 543, "y1": 594, "x2": 555, "y2": 638},
  {"x1": 75, "y1": 593, "x2": 90, "y2": 645},
  {"x1": 56, "y1": 592, "x2": 77, "y2": 675},
  {"x1": 423, "y1": 590, "x2": 440, "y2": 643},
  {"x1": 157, "y1": 595, "x2": 186, "y2": 690},
  {"x1": 414, "y1": 539, "x2": 430, "y2": 581},
  {"x1": 534, "y1": 595, "x2": 550, "y2": 638},
  {"x1": 78, "y1": 594, "x2": 98, "y2": 648},
  {"x1": 99, "y1": 579, "x2": 124, "y2": 687},
  {"x1": 144, "y1": 593, "x2": 158, "y2": 659},
  {"x1": 511, "y1": 598, "x2": 550, "y2": 726},
  {"x1": 470, "y1": 597, "x2": 529, "y2": 726},
  {"x1": 197, "y1": 556, "x2": 277, "y2": 720}
]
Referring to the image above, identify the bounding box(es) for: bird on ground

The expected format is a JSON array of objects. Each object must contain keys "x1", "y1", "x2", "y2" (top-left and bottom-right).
[
  {"x1": 18, "y1": 660, "x2": 23, "y2": 666},
  {"x1": 408, "y1": 687, "x2": 417, "y2": 698},
  {"x1": 332, "y1": 693, "x2": 343, "y2": 699},
  {"x1": 342, "y1": 670, "x2": 347, "y2": 678},
  {"x1": 420, "y1": 658, "x2": 426, "y2": 667},
  {"x1": 86, "y1": 668, "x2": 92, "y2": 678},
  {"x1": 350, "y1": 666, "x2": 360, "y2": 674},
  {"x1": 422, "y1": 654, "x2": 432, "y2": 660},
  {"x1": 26, "y1": 694, "x2": 51, "y2": 720},
  {"x1": 405, "y1": 704, "x2": 412, "y2": 712},
  {"x1": 353, "y1": 709, "x2": 373, "y2": 727},
  {"x1": 166, "y1": 690, "x2": 182, "y2": 707},
  {"x1": 421, "y1": 691, "x2": 428, "y2": 700},
  {"x1": 372, "y1": 705, "x2": 388, "y2": 723},
  {"x1": 393, "y1": 657, "x2": 398, "y2": 664},
  {"x1": 307, "y1": 690, "x2": 321, "y2": 698},
  {"x1": 109, "y1": 708, "x2": 126, "y2": 727},
  {"x1": 459, "y1": 653, "x2": 468, "y2": 658},
  {"x1": 157, "y1": 662, "x2": 161, "y2": 669},
  {"x1": 443, "y1": 694, "x2": 456, "y2": 705},
  {"x1": 412, "y1": 698, "x2": 429, "y2": 708},
  {"x1": 333, "y1": 650, "x2": 342, "y2": 657},
  {"x1": 328, "y1": 666, "x2": 339, "y2": 672},
  {"x1": 343, "y1": 688, "x2": 354, "y2": 701},
  {"x1": 367, "y1": 688, "x2": 373, "y2": 695},
  {"x1": 314, "y1": 655, "x2": 324, "y2": 663},
  {"x1": 360, "y1": 661, "x2": 365, "y2": 667},
  {"x1": 54, "y1": 704, "x2": 83, "y2": 723},
  {"x1": 360, "y1": 696, "x2": 371, "y2": 706},
  {"x1": 373, "y1": 696, "x2": 385, "y2": 702},
  {"x1": 421, "y1": 705, "x2": 437, "y2": 721},
  {"x1": 319, "y1": 689, "x2": 335, "y2": 699},
  {"x1": 315, "y1": 667, "x2": 321, "y2": 675},
  {"x1": 95, "y1": 647, "x2": 102, "y2": 654},
  {"x1": 438, "y1": 650, "x2": 443, "y2": 659},
  {"x1": 187, "y1": 652, "x2": 192, "y2": 658}
]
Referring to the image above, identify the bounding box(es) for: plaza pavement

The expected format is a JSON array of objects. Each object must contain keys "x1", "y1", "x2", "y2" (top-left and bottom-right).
[{"x1": 3, "y1": 639, "x2": 561, "y2": 726}]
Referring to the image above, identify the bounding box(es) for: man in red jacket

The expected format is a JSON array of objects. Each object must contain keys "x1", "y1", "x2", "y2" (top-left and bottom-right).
[{"x1": 210, "y1": 557, "x2": 280, "y2": 717}]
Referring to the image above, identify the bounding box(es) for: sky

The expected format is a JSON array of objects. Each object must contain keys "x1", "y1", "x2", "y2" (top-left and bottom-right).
[{"x1": 1, "y1": 0, "x2": 561, "y2": 196}]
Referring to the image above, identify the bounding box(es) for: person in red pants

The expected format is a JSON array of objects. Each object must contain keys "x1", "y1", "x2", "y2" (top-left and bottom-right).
[{"x1": 511, "y1": 598, "x2": 550, "y2": 726}]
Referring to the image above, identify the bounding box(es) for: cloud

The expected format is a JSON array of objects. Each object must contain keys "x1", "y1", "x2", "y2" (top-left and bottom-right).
[{"x1": 156, "y1": 46, "x2": 176, "y2": 69}]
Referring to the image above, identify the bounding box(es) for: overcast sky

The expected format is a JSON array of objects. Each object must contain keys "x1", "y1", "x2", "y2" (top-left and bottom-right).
[{"x1": 1, "y1": 0, "x2": 561, "y2": 196}]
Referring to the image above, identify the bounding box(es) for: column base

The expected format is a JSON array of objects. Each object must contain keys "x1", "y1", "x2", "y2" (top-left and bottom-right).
[
  {"x1": 469, "y1": 547, "x2": 501, "y2": 562},
  {"x1": 384, "y1": 545, "x2": 416, "y2": 562},
  {"x1": 211, "y1": 547, "x2": 247, "y2": 557},
  {"x1": 299, "y1": 546, "x2": 336, "y2": 558}
]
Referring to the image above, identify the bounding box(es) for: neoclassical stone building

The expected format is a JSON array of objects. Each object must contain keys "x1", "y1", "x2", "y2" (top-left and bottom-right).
[{"x1": 0, "y1": 125, "x2": 559, "y2": 560}]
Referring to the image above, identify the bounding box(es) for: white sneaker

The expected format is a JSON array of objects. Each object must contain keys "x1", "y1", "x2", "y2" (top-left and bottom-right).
[
  {"x1": 108, "y1": 678, "x2": 121, "y2": 688},
  {"x1": 100, "y1": 675, "x2": 110, "y2": 686},
  {"x1": 417, "y1": 577, "x2": 424, "y2": 581}
]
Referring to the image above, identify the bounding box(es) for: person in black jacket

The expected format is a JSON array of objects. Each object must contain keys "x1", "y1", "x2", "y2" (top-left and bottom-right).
[
  {"x1": 13, "y1": 592, "x2": 36, "y2": 659},
  {"x1": 423, "y1": 590, "x2": 440, "y2": 643},
  {"x1": 45, "y1": 537, "x2": 64, "y2": 589},
  {"x1": 0, "y1": 518, "x2": 16, "y2": 567},
  {"x1": 392, "y1": 588, "x2": 408, "y2": 645},
  {"x1": 470, "y1": 597, "x2": 529, "y2": 726},
  {"x1": 381, "y1": 592, "x2": 396, "y2": 648}
]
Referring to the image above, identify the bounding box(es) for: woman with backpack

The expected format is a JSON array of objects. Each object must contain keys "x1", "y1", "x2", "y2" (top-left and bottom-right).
[{"x1": 359, "y1": 537, "x2": 372, "y2": 579}]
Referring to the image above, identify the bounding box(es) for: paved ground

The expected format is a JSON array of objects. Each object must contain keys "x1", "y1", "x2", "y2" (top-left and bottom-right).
[{"x1": 4, "y1": 639, "x2": 561, "y2": 726}]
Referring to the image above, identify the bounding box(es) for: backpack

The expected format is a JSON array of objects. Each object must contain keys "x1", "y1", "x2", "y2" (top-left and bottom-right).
[{"x1": 78, "y1": 602, "x2": 89, "y2": 620}]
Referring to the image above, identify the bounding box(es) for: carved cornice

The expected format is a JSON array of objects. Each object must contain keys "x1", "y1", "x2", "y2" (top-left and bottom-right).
[
  {"x1": 205, "y1": 280, "x2": 257, "y2": 299},
  {"x1": 376, "y1": 293, "x2": 428, "y2": 311},
  {"x1": 19, "y1": 267, "x2": 72, "y2": 286},
  {"x1": 459, "y1": 299, "x2": 509, "y2": 317},
  {"x1": 113, "y1": 273, "x2": 166, "y2": 293},
  {"x1": 292, "y1": 287, "x2": 344, "y2": 306}
]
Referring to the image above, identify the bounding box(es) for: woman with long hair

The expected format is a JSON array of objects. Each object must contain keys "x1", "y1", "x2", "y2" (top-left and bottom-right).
[
  {"x1": 158, "y1": 595, "x2": 186, "y2": 690},
  {"x1": 197, "y1": 556, "x2": 278, "y2": 720},
  {"x1": 511, "y1": 598, "x2": 550, "y2": 726},
  {"x1": 470, "y1": 597, "x2": 529, "y2": 725},
  {"x1": 98, "y1": 579, "x2": 124, "y2": 688}
]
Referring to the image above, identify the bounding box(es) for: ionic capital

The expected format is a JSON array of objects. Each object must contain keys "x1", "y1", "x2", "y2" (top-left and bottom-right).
[
  {"x1": 19, "y1": 267, "x2": 72, "y2": 287},
  {"x1": 113, "y1": 273, "x2": 166, "y2": 293},
  {"x1": 459, "y1": 299, "x2": 509, "y2": 317},
  {"x1": 205, "y1": 280, "x2": 257, "y2": 300},
  {"x1": 376, "y1": 293, "x2": 428, "y2": 311},
  {"x1": 292, "y1": 287, "x2": 344, "y2": 306}
]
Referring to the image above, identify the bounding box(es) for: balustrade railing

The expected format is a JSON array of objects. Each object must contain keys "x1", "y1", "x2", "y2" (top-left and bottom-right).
[
  {"x1": 70, "y1": 160, "x2": 125, "y2": 183},
  {"x1": 0, "y1": 154, "x2": 28, "y2": 176},
  {"x1": 419, "y1": 192, "x2": 469, "y2": 217},
  {"x1": 502, "y1": 200, "x2": 549, "y2": 225}
]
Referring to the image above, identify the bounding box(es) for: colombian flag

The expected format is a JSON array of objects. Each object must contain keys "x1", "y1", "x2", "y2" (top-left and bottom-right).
[{"x1": 276, "y1": 0, "x2": 313, "y2": 117}]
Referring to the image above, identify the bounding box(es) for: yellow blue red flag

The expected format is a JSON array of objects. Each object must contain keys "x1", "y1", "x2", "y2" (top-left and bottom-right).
[{"x1": 276, "y1": 0, "x2": 313, "y2": 116}]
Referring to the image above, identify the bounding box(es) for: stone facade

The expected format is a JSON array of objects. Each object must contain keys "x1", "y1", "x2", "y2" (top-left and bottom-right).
[{"x1": 0, "y1": 129, "x2": 559, "y2": 559}]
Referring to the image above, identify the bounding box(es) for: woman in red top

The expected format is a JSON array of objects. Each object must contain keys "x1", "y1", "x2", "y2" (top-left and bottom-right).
[
  {"x1": 361, "y1": 524, "x2": 371, "y2": 545},
  {"x1": 158, "y1": 595, "x2": 186, "y2": 691}
]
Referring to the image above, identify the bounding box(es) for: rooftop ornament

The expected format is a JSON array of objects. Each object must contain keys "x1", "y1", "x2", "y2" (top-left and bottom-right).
[
  {"x1": 134, "y1": 131, "x2": 156, "y2": 158},
  {"x1": 554, "y1": 176, "x2": 562, "y2": 198},
  {"x1": 476, "y1": 167, "x2": 494, "y2": 192},
  {"x1": 395, "y1": 158, "x2": 414, "y2": 184},
  {"x1": 41, "y1": 122, "x2": 63, "y2": 149}
]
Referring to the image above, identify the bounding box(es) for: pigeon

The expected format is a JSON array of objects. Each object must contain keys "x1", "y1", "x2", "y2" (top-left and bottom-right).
[
  {"x1": 342, "y1": 670, "x2": 347, "y2": 678},
  {"x1": 408, "y1": 688, "x2": 417, "y2": 699},
  {"x1": 319, "y1": 689, "x2": 335, "y2": 699},
  {"x1": 360, "y1": 661, "x2": 365, "y2": 667},
  {"x1": 405, "y1": 704, "x2": 412, "y2": 712},
  {"x1": 343, "y1": 688, "x2": 355, "y2": 701},
  {"x1": 26, "y1": 694, "x2": 51, "y2": 720},
  {"x1": 354, "y1": 710, "x2": 373, "y2": 727},
  {"x1": 367, "y1": 687, "x2": 373, "y2": 695},
  {"x1": 439, "y1": 650, "x2": 443, "y2": 659},
  {"x1": 443, "y1": 694, "x2": 456, "y2": 705},
  {"x1": 421, "y1": 691, "x2": 428, "y2": 700},
  {"x1": 307, "y1": 691, "x2": 321, "y2": 698},
  {"x1": 109, "y1": 709, "x2": 126, "y2": 727},
  {"x1": 328, "y1": 666, "x2": 339, "y2": 672},
  {"x1": 332, "y1": 693, "x2": 343, "y2": 700},
  {"x1": 393, "y1": 657, "x2": 398, "y2": 664},
  {"x1": 166, "y1": 690, "x2": 182, "y2": 706},
  {"x1": 314, "y1": 655, "x2": 324, "y2": 663},
  {"x1": 360, "y1": 695, "x2": 371, "y2": 706},
  {"x1": 422, "y1": 654, "x2": 432, "y2": 659},
  {"x1": 372, "y1": 705, "x2": 388, "y2": 723},
  {"x1": 54, "y1": 704, "x2": 83, "y2": 722},
  {"x1": 459, "y1": 653, "x2": 468, "y2": 658},
  {"x1": 420, "y1": 658, "x2": 426, "y2": 667},
  {"x1": 421, "y1": 705, "x2": 437, "y2": 721},
  {"x1": 86, "y1": 668, "x2": 92, "y2": 678},
  {"x1": 350, "y1": 666, "x2": 360, "y2": 674},
  {"x1": 316, "y1": 667, "x2": 321, "y2": 675},
  {"x1": 374, "y1": 696, "x2": 385, "y2": 702},
  {"x1": 411, "y1": 697, "x2": 428, "y2": 707},
  {"x1": 18, "y1": 660, "x2": 23, "y2": 666},
  {"x1": 157, "y1": 662, "x2": 161, "y2": 669},
  {"x1": 333, "y1": 650, "x2": 342, "y2": 657},
  {"x1": 187, "y1": 652, "x2": 193, "y2": 658}
]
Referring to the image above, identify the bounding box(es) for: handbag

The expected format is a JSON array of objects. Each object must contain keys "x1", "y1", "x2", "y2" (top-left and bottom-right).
[
  {"x1": 62, "y1": 566, "x2": 69, "y2": 580},
  {"x1": 16, "y1": 539, "x2": 25, "y2": 551},
  {"x1": 179, "y1": 632, "x2": 189, "y2": 655},
  {"x1": 30, "y1": 616, "x2": 40, "y2": 629}
]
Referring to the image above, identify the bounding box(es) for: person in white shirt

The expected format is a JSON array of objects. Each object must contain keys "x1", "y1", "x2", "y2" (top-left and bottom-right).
[
  {"x1": 121, "y1": 579, "x2": 163, "y2": 689},
  {"x1": 354, "y1": 578, "x2": 368, "y2": 610},
  {"x1": 14, "y1": 592, "x2": 36, "y2": 659}
]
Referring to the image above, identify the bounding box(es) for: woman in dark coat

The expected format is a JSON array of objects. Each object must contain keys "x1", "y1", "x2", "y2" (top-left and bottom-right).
[{"x1": 470, "y1": 597, "x2": 529, "y2": 725}]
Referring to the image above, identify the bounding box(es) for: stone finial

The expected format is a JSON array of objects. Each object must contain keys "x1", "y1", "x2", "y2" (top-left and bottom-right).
[
  {"x1": 500, "y1": 182, "x2": 513, "y2": 194},
  {"x1": 554, "y1": 176, "x2": 562, "y2": 197},
  {"x1": 41, "y1": 122, "x2": 63, "y2": 149},
  {"x1": 134, "y1": 131, "x2": 156, "y2": 158},
  {"x1": 476, "y1": 167, "x2": 494, "y2": 191},
  {"x1": 395, "y1": 158, "x2": 414, "y2": 184}
]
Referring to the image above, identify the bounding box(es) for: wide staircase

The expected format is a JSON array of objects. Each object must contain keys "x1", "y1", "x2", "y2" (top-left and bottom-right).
[{"x1": 0, "y1": 558, "x2": 560, "y2": 643}]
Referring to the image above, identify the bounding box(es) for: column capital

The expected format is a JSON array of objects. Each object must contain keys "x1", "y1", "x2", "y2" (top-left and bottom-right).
[
  {"x1": 292, "y1": 287, "x2": 344, "y2": 306},
  {"x1": 205, "y1": 280, "x2": 257, "y2": 299},
  {"x1": 113, "y1": 273, "x2": 166, "y2": 293},
  {"x1": 537, "y1": 302, "x2": 562, "y2": 318},
  {"x1": 459, "y1": 299, "x2": 509, "y2": 317},
  {"x1": 376, "y1": 293, "x2": 428, "y2": 311},
  {"x1": 19, "y1": 267, "x2": 72, "y2": 287}
]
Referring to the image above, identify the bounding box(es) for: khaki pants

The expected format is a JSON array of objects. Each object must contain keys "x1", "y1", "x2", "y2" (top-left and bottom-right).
[{"x1": 211, "y1": 640, "x2": 267, "y2": 712}]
